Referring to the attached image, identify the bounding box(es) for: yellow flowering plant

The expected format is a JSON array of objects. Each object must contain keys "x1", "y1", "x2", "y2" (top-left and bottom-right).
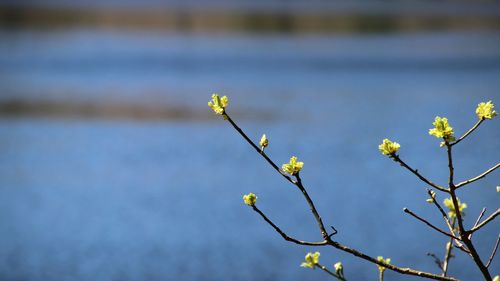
[{"x1": 211, "y1": 95, "x2": 499, "y2": 281}]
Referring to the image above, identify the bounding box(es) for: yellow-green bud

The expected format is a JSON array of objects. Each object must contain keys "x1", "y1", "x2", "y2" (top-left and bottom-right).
[
  {"x1": 376, "y1": 256, "x2": 391, "y2": 273},
  {"x1": 334, "y1": 262, "x2": 343, "y2": 276},
  {"x1": 300, "y1": 252, "x2": 320, "y2": 268},
  {"x1": 443, "y1": 197, "x2": 467, "y2": 218},
  {"x1": 476, "y1": 100, "x2": 497, "y2": 120},
  {"x1": 426, "y1": 190, "x2": 437, "y2": 203},
  {"x1": 492, "y1": 275, "x2": 499, "y2": 281},
  {"x1": 378, "y1": 139, "x2": 400, "y2": 155},
  {"x1": 243, "y1": 193, "x2": 257, "y2": 206},
  {"x1": 259, "y1": 134, "x2": 269, "y2": 150},
  {"x1": 282, "y1": 156, "x2": 304, "y2": 175},
  {"x1": 429, "y1": 116, "x2": 455, "y2": 144},
  {"x1": 208, "y1": 93, "x2": 228, "y2": 115}
]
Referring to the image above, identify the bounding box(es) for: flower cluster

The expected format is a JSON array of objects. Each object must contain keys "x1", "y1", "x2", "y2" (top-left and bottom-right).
[
  {"x1": 378, "y1": 139, "x2": 400, "y2": 155},
  {"x1": 243, "y1": 193, "x2": 257, "y2": 206},
  {"x1": 376, "y1": 256, "x2": 391, "y2": 273},
  {"x1": 443, "y1": 197, "x2": 467, "y2": 218},
  {"x1": 476, "y1": 100, "x2": 497, "y2": 120},
  {"x1": 282, "y1": 156, "x2": 304, "y2": 175},
  {"x1": 429, "y1": 116, "x2": 455, "y2": 144},
  {"x1": 208, "y1": 94, "x2": 228, "y2": 115},
  {"x1": 300, "y1": 252, "x2": 320, "y2": 268}
]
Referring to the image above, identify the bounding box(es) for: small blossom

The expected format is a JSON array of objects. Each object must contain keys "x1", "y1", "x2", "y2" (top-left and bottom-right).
[
  {"x1": 259, "y1": 134, "x2": 269, "y2": 150},
  {"x1": 282, "y1": 156, "x2": 304, "y2": 175},
  {"x1": 334, "y1": 262, "x2": 344, "y2": 276},
  {"x1": 443, "y1": 197, "x2": 467, "y2": 218},
  {"x1": 429, "y1": 116, "x2": 456, "y2": 144},
  {"x1": 208, "y1": 93, "x2": 228, "y2": 115},
  {"x1": 497, "y1": 186, "x2": 500, "y2": 193},
  {"x1": 301, "y1": 252, "x2": 320, "y2": 268},
  {"x1": 243, "y1": 193, "x2": 257, "y2": 206},
  {"x1": 492, "y1": 275, "x2": 499, "y2": 281},
  {"x1": 378, "y1": 139, "x2": 400, "y2": 156},
  {"x1": 476, "y1": 100, "x2": 497, "y2": 120},
  {"x1": 426, "y1": 190, "x2": 437, "y2": 203},
  {"x1": 376, "y1": 256, "x2": 391, "y2": 273}
]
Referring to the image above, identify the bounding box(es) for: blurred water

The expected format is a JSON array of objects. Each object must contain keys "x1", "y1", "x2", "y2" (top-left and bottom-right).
[{"x1": 0, "y1": 27, "x2": 499, "y2": 281}]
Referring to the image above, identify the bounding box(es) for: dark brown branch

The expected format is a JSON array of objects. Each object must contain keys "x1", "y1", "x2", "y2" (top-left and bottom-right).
[
  {"x1": 427, "y1": 189, "x2": 455, "y2": 236},
  {"x1": 404, "y1": 208, "x2": 459, "y2": 240},
  {"x1": 328, "y1": 240, "x2": 458, "y2": 281},
  {"x1": 224, "y1": 112, "x2": 295, "y2": 184},
  {"x1": 450, "y1": 119, "x2": 483, "y2": 146},
  {"x1": 470, "y1": 209, "x2": 500, "y2": 233},
  {"x1": 390, "y1": 155, "x2": 448, "y2": 192},
  {"x1": 446, "y1": 144, "x2": 492, "y2": 280},
  {"x1": 295, "y1": 174, "x2": 329, "y2": 239},
  {"x1": 251, "y1": 205, "x2": 328, "y2": 246},
  {"x1": 486, "y1": 234, "x2": 500, "y2": 268},
  {"x1": 455, "y1": 163, "x2": 500, "y2": 189}
]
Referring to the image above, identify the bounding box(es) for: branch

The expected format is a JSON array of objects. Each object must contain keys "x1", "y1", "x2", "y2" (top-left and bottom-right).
[
  {"x1": 390, "y1": 155, "x2": 448, "y2": 192},
  {"x1": 295, "y1": 174, "x2": 330, "y2": 239},
  {"x1": 328, "y1": 240, "x2": 458, "y2": 281},
  {"x1": 442, "y1": 239, "x2": 454, "y2": 276},
  {"x1": 486, "y1": 234, "x2": 500, "y2": 268},
  {"x1": 403, "y1": 208, "x2": 459, "y2": 240},
  {"x1": 470, "y1": 209, "x2": 500, "y2": 233},
  {"x1": 427, "y1": 189, "x2": 455, "y2": 236},
  {"x1": 224, "y1": 113, "x2": 295, "y2": 184},
  {"x1": 251, "y1": 205, "x2": 328, "y2": 246},
  {"x1": 455, "y1": 163, "x2": 500, "y2": 189},
  {"x1": 450, "y1": 119, "x2": 483, "y2": 146}
]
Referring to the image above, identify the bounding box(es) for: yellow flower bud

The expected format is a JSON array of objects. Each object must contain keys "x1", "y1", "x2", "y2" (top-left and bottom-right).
[
  {"x1": 476, "y1": 100, "x2": 497, "y2": 120},
  {"x1": 259, "y1": 134, "x2": 269, "y2": 150},
  {"x1": 243, "y1": 193, "x2": 257, "y2": 206},
  {"x1": 282, "y1": 156, "x2": 304, "y2": 175},
  {"x1": 208, "y1": 93, "x2": 228, "y2": 115},
  {"x1": 334, "y1": 262, "x2": 343, "y2": 276},
  {"x1": 378, "y1": 139, "x2": 400, "y2": 155},
  {"x1": 429, "y1": 116, "x2": 455, "y2": 143},
  {"x1": 443, "y1": 197, "x2": 467, "y2": 218},
  {"x1": 300, "y1": 252, "x2": 320, "y2": 268},
  {"x1": 376, "y1": 256, "x2": 391, "y2": 273}
]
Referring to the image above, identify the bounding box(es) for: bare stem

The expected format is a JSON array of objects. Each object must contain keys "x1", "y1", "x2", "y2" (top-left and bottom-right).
[
  {"x1": 404, "y1": 208, "x2": 459, "y2": 240},
  {"x1": 446, "y1": 144, "x2": 492, "y2": 280},
  {"x1": 451, "y1": 119, "x2": 483, "y2": 146},
  {"x1": 251, "y1": 205, "x2": 328, "y2": 246},
  {"x1": 442, "y1": 218, "x2": 456, "y2": 276},
  {"x1": 486, "y1": 234, "x2": 500, "y2": 268},
  {"x1": 455, "y1": 163, "x2": 500, "y2": 189},
  {"x1": 390, "y1": 155, "x2": 448, "y2": 192},
  {"x1": 295, "y1": 174, "x2": 329, "y2": 239},
  {"x1": 470, "y1": 209, "x2": 500, "y2": 233}
]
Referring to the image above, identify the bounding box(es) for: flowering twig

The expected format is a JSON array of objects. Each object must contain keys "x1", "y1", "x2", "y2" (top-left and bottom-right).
[
  {"x1": 455, "y1": 163, "x2": 500, "y2": 189},
  {"x1": 317, "y1": 263, "x2": 346, "y2": 281}
]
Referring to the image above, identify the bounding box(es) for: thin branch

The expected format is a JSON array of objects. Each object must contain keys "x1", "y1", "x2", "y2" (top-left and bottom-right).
[
  {"x1": 446, "y1": 144, "x2": 492, "y2": 280},
  {"x1": 251, "y1": 205, "x2": 328, "y2": 246},
  {"x1": 427, "y1": 189, "x2": 455, "y2": 236},
  {"x1": 427, "y1": 252, "x2": 443, "y2": 270},
  {"x1": 470, "y1": 209, "x2": 500, "y2": 233},
  {"x1": 450, "y1": 119, "x2": 483, "y2": 146},
  {"x1": 469, "y1": 208, "x2": 486, "y2": 240},
  {"x1": 486, "y1": 234, "x2": 500, "y2": 268},
  {"x1": 328, "y1": 240, "x2": 458, "y2": 281},
  {"x1": 442, "y1": 239, "x2": 454, "y2": 276},
  {"x1": 296, "y1": 174, "x2": 330, "y2": 239},
  {"x1": 317, "y1": 264, "x2": 346, "y2": 281},
  {"x1": 390, "y1": 155, "x2": 448, "y2": 192},
  {"x1": 404, "y1": 208, "x2": 459, "y2": 240},
  {"x1": 455, "y1": 163, "x2": 500, "y2": 189},
  {"x1": 224, "y1": 113, "x2": 295, "y2": 184}
]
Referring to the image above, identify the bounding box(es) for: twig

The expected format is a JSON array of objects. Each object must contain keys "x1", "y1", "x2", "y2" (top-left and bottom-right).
[
  {"x1": 486, "y1": 234, "x2": 500, "y2": 268},
  {"x1": 295, "y1": 174, "x2": 330, "y2": 239},
  {"x1": 251, "y1": 205, "x2": 328, "y2": 246},
  {"x1": 455, "y1": 163, "x2": 500, "y2": 189},
  {"x1": 317, "y1": 264, "x2": 346, "y2": 281},
  {"x1": 470, "y1": 209, "x2": 500, "y2": 233},
  {"x1": 450, "y1": 119, "x2": 483, "y2": 146},
  {"x1": 427, "y1": 252, "x2": 443, "y2": 270},
  {"x1": 404, "y1": 208, "x2": 459, "y2": 240},
  {"x1": 427, "y1": 189, "x2": 455, "y2": 235},
  {"x1": 469, "y1": 208, "x2": 486, "y2": 240},
  {"x1": 224, "y1": 113, "x2": 295, "y2": 184},
  {"x1": 446, "y1": 144, "x2": 492, "y2": 280},
  {"x1": 442, "y1": 239, "x2": 454, "y2": 276},
  {"x1": 390, "y1": 155, "x2": 448, "y2": 192}
]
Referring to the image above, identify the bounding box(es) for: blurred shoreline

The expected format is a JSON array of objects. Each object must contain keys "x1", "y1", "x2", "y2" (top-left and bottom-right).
[{"x1": 1, "y1": 4, "x2": 500, "y2": 33}]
